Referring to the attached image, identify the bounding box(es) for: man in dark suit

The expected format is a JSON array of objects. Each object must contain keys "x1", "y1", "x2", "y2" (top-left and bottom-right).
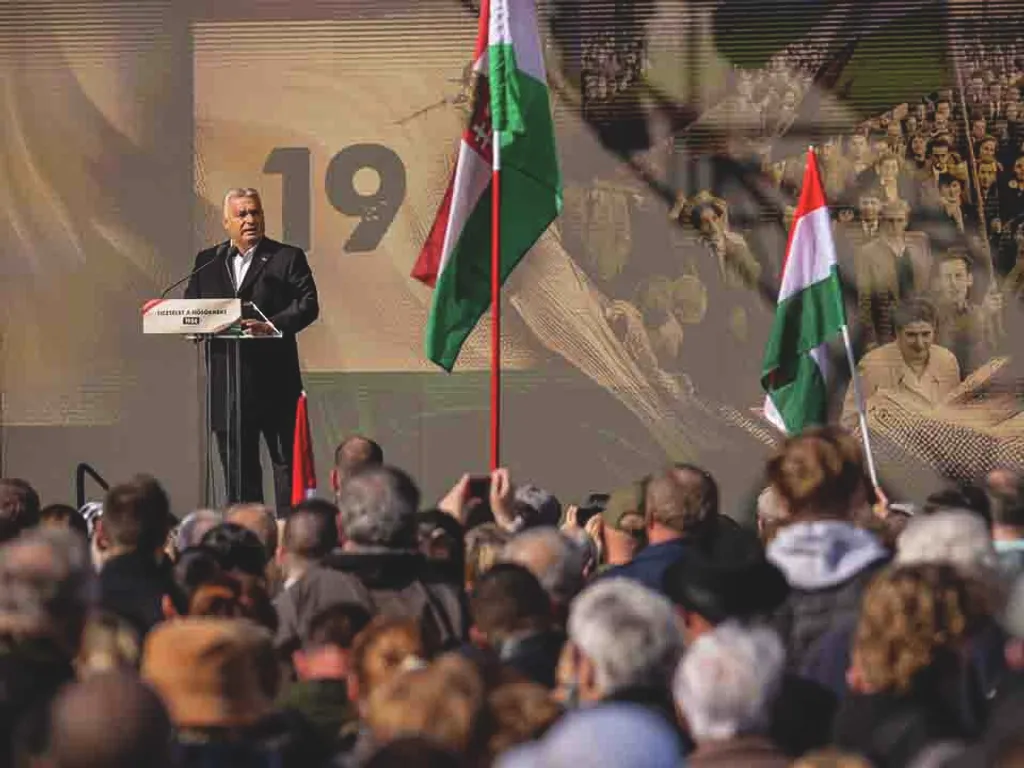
[{"x1": 186, "y1": 188, "x2": 319, "y2": 509}]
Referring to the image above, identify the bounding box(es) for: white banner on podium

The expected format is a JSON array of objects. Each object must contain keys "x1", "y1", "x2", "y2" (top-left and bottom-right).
[{"x1": 142, "y1": 298, "x2": 242, "y2": 335}]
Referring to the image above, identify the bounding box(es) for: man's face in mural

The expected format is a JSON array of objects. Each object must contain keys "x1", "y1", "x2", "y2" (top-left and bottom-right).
[
  {"x1": 881, "y1": 208, "x2": 908, "y2": 238},
  {"x1": 979, "y1": 163, "x2": 998, "y2": 190},
  {"x1": 698, "y1": 207, "x2": 723, "y2": 240},
  {"x1": 911, "y1": 134, "x2": 927, "y2": 158},
  {"x1": 849, "y1": 134, "x2": 868, "y2": 159},
  {"x1": 931, "y1": 143, "x2": 950, "y2": 173},
  {"x1": 979, "y1": 139, "x2": 998, "y2": 162},
  {"x1": 938, "y1": 257, "x2": 973, "y2": 306},
  {"x1": 1015, "y1": 156, "x2": 1024, "y2": 181},
  {"x1": 859, "y1": 195, "x2": 880, "y2": 223}
]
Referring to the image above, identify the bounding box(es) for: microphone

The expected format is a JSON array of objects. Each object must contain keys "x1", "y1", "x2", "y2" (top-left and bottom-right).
[{"x1": 159, "y1": 241, "x2": 233, "y2": 298}]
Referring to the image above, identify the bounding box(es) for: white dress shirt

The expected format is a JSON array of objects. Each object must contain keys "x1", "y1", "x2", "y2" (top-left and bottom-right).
[{"x1": 232, "y1": 241, "x2": 259, "y2": 293}]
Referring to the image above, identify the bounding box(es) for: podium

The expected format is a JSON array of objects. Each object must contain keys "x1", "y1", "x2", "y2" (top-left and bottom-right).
[{"x1": 142, "y1": 297, "x2": 280, "y2": 507}]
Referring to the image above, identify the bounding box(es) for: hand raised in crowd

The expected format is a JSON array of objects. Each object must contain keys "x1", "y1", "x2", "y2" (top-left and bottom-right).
[
  {"x1": 438, "y1": 473, "x2": 471, "y2": 524},
  {"x1": 489, "y1": 467, "x2": 518, "y2": 532},
  {"x1": 561, "y1": 504, "x2": 605, "y2": 565}
]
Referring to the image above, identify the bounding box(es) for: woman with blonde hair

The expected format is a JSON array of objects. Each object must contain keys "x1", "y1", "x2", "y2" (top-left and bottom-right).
[{"x1": 833, "y1": 563, "x2": 985, "y2": 767}]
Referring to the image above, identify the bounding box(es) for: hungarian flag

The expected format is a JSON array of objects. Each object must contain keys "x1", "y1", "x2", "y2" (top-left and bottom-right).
[
  {"x1": 411, "y1": 0, "x2": 562, "y2": 371},
  {"x1": 761, "y1": 150, "x2": 847, "y2": 435},
  {"x1": 291, "y1": 391, "x2": 317, "y2": 505}
]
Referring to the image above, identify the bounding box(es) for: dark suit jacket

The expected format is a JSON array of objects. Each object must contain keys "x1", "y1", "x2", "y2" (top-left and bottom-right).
[{"x1": 185, "y1": 237, "x2": 319, "y2": 426}]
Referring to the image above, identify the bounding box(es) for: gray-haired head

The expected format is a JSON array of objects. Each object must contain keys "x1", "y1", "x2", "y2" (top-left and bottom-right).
[
  {"x1": 896, "y1": 510, "x2": 1000, "y2": 578},
  {"x1": 0, "y1": 527, "x2": 95, "y2": 655},
  {"x1": 222, "y1": 187, "x2": 261, "y2": 217},
  {"x1": 337, "y1": 465, "x2": 420, "y2": 549},
  {"x1": 503, "y1": 527, "x2": 588, "y2": 607},
  {"x1": 175, "y1": 509, "x2": 222, "y2": 553},
  {"x1": 567, "y1": 578, "x2": 683, "y2": 696},
  {"x1": 673, "y1": 622, "x2": 785, "y2": 742},
  {"x1": 512, "y1": 484, "x2": 562, "y2": 528}
]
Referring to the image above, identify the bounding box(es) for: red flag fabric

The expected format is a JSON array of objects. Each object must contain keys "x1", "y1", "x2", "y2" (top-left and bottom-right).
[{"x1": 291, "y1": 391, "x2": 317, "y2": 505}]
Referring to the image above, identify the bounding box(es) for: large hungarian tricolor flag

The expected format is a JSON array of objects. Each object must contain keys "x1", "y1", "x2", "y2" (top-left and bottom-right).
[
  {"x1": 411, "y1": 0, "x2": 562, "y2": 371},
  {"x1": 761, "y1": 149, "x2": 847, "y2": 435}
]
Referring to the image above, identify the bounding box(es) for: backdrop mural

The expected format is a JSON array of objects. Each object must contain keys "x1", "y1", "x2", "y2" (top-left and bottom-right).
[{"x1": 2, "y1": 0, "x2": 1024, "y2": 514}]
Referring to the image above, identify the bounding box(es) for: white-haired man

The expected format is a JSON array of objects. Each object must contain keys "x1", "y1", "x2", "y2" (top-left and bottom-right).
[
  {"x1": 185, "y1": 188, "x2": 319, "y2": 509},
  {"x1": 674, "y1": 622, "x2": 790, "y2": 767},
  {"x1": 556, "y1": 578, "x2": 685, "y2": 743}
]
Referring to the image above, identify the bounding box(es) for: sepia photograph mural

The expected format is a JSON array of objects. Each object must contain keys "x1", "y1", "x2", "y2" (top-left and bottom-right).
[{"x1": 2, "y1": 0, "x2": 1024, "y2": 514}]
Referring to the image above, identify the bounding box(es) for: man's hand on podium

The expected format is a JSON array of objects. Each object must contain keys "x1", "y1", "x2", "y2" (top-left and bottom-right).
[{"x1": 241, "y1": 319, "x2": 276, "y2": 337}]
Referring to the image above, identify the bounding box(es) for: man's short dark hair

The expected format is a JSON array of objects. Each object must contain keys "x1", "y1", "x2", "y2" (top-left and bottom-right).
[
  {"x1": 199, "y1": 522, "x2": 268, "y2": 576},
  {"x1": 40, "y1": 504, "x2": 89, "y2": 539},
  {"x1": 929, "y1": 135, "x2": 951, "y2": 154},
  {"x1": 645, "y1": 464, "x2": 719, "y2": 535},
  {"x1": 101, "y1": 475, "x2": 172, "y2": 553},
  {"x1": 937, "y1": 173, "x2": 959, "y2": 189},
  {"x1": 284, "y1": 504, "x2": 339, "y2": 561},
  {"x1": 304, "y1": 603, "x2": 373, "y2": 651},
  {"x1": 893, "y1": 298, "x2": 937, "y2": 331},
  {"x1": 0, "y1": 478, "x2": 41, "y2": 542},
  {"x1": 333, "y1": 435, "x2": 384, "y2": 479},
  {"x1": 923, "y1": 485, "x2": 992, "y2": 527},
  {"x1": 470, "y1": 563, "x2": 551, "y2": 642}
]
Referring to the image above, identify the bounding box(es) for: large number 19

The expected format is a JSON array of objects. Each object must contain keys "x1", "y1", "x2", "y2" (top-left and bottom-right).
[{"x1": 263, "y1": 144, "x2": 406, "y2": 254}]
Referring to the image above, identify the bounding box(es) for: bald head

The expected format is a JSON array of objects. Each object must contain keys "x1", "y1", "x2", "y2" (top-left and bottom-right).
[
  {"x1": 331, "y1": 436, "x2": 384, "y2": 495},
  {"x1": 48, "y1": 672, "x2": 173, "y2": 768}
]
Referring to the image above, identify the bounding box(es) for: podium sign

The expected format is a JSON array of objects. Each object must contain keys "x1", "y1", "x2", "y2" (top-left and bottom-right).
[{"x1": 142, "y1": 298, "x2": 242, "y2": 335}]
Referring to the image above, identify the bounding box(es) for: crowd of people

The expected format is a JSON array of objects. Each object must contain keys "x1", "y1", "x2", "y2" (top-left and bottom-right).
[{"x1": 3, "y1": 427, "x2": 1024, "y2": 767}]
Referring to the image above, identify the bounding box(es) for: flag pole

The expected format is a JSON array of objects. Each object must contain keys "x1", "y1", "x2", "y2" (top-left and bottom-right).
[
  {"x1": 839, "y1": 325, "x2": 880, "y2": 490},
  {"x1": 490, "y1": 128, "x2": 502, "y2": 471}
]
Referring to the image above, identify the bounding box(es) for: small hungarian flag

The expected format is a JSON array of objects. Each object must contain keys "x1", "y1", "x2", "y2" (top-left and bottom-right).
[
  {"x1": 291, "y1": 391, "x2": 317, "y2": 505},
  {"x1": 761, "y1": 149, "x2": 847, "y2": 434},
  {"x1": 411, "y1": 0, "x2": 562, "y2": 371}
]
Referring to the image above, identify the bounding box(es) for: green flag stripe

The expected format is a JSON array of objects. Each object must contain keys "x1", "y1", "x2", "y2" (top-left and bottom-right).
[
  {"x1": 761, "y1": 268, "x2": 845, "y2": 388},
  {"x1": 768, "y1": 354, "x2": 830, "y2": 433}
]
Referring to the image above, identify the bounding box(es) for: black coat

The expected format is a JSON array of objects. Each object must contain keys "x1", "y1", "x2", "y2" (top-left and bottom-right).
[{"x1": 184, "y1": 237, "x2": 319, "y2": 427}]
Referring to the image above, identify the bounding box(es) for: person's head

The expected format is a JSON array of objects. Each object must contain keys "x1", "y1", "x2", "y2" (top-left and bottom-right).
[
  {"x1": 0, "y1": 528, "x2": 94, "y2": 659},
  {"x1": 349, "y1": 617, "x2": 427, "y2": 710},
  {"x1": 222, "y1": 187, "x2": 264, "y2": 251},
  {"x1": 936, "y1": 251, "x2": 974, "y2": 306},
  {"x1": 337, "y1": 465, "x2": 419, "y2": 550},
  {"x1": 282, "y1": 503, "x2": 338, "y2": 576},
  {"x1": 643, "y1": 464, "x2": 718, "y2": 540},
  {"x1": 600, "y1": 481, "x2": 648, "y2": 562},
  {"x1": 894, "y1": 298, "x2": 938, "y2": 368},
  {"x1": 896, "y1": 511, "x2": 1000, "y2": 581},
  {"x1": 848, "y1": 133, "x2": 869, "y2": 158},
  {"x1": 987, "y1": 468, "x2": 1024, "y2": 531},
  {"x1": 199, "y1": 523, "x2": 275, "y2": 630},
  {"x1": 417, "y1": 509, "x2": 465, "y2": 583},
  {"x1": 1015, "y1": 154, "x2": 1024, "y2": 181},
  {"x1": 929, "y1": 136, "x2": 951, "y2": 171},
  {"x1": 293, "y1": 603, "x2": 373, "y2": 682},
  {"x1": 560, "y1": 579, "x2": 683, "y2": 704},
  {"x1": 0, "y1": 478, "x2": 41, "y2": 543},
  {"x1": 663, "y1": 554, "x2": 789, "y2": 645},
  {"x1": 979, "y1": 136, "x2": 999, "y2": 161},
  {"x1": 936, "y1": 99, "x2": 951, "y2": 121},
  {"x1": 465, "y1": 523, "x2": 512, "y2": 590},
  {"x1": 365, "y1": 654, "x2": 487, "y2": 759},
  {"x1": 766, "y1": 427, "x2": 866, "y2": 521},
  {"x1": 938, "y1": 173, "x2": 963, "y2": 203},
  {"x1": 174, "y1": 509, "x2": 222, "y2": 553},
  {"x1": 857, "y1": 193, "x2": 881, "y2": 223},
  {"x1": 978, "y1": 159, "x2": 999, "y2": 190},
  {"x1": 142, "y1": 617, "x2": 277, "y2": 729},
  {"x1": 756, "y1": 485, "x2": 790, "y2": 544},
  {"x1": 511, "y1": 485, "x2": 562, "y2": 529},
  {"x1": 972, "y1": 117, "x2": 988, "y2": 139},
  {"x1": 486, "y1": 681, "x2": 563, "y2": 761},
  {"x1": 39, "y1": 504, "x2": 89, "y2": 540},
  {"x1": 98, "y1": 475, "x2": 172, "y2": 557},
  {"x1": 470, "y1": 563, "x2": 551, "y2": 651},
  {"x1": 225, "y1": 504, "x2": 278, "y2": 559},
  {"x1": 673, "y1": 623, "x2": 785, "y2": 742},
  {"x1": 46, "y1": 672, "x2": 173, "y2": 768},
  {"x1": 502, "y1": 528, "x2": 588, "y2": 612},
  {"x1": 851, "y1": 564, "x2": 980, "y2": 694},
  {"x1": 331, "y1": 435, "x2": 384, "y2": 500},
  {"x1": 879, "y1": 199, "x2": 909, "y2": 238},
  {"x1": 877, "y1": 153, "x2": 900, "y2": 181},
  {"x1": 910, "y1": 132, "x2": 928, "y2": 157},
  {"x1": 165, "y1": 546, "x2": 244, "y2": 619}
]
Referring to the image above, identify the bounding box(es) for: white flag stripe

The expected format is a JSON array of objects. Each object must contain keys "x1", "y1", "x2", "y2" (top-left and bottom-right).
[
  {"x1": 778, "y1": 207, "x2": 837, "y2": 303},
  {"x1": 438, "y1": 141, "x2": 492, "y2": 275},
  {"x1": 489, "y1": 0, "x2": 546, "y2": 82}
]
